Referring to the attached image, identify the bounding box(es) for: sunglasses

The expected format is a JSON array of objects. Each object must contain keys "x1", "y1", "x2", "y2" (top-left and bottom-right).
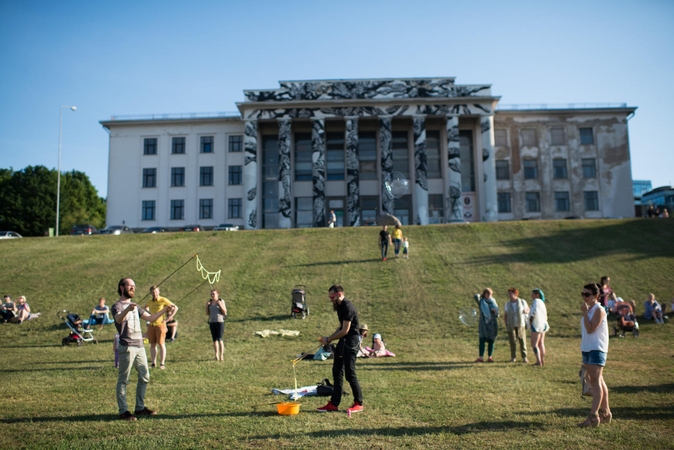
[
  {"x1": 329, "y1": 294, "x2": 340, "y2": 300},
  {"x1": 581, "y1": 292, "x2": 594, "y2": 297}
]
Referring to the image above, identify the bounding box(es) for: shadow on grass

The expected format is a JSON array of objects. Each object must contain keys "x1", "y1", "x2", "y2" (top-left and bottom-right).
[
  {"x1": 462, "y1": 220, "x2": 674, "y2": 266},
  {"x1": 227, "y1": 314, "x2": 290, "y2": 323},
  {"x1": 523, "y1": 405, "x2": 674, "y2": 420},
  {"x1": 0, "y1": 344, "x2": 62, "y2": 349},
  {"x1": 0, "y1": 411, "x2": 278, "y2": 424},
  {"x1": 611, "y1": 384, "x2": 674, "y2": 394},
  {"x1": 359, "y1": 361, "x2": 474, "y2": 371},
  {"x1": 285, "y1": 258, "x2": 381, "y2": 268}
]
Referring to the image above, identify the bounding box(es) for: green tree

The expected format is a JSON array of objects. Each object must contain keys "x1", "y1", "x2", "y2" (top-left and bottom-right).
[{"x1": 0, "y1": 166, "x2": 106, "y2": 236}]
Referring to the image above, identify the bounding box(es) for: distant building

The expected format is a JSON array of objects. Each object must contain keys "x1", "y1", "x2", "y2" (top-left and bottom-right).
[
  {"x1": 633, "y1": 179, "x2": 652, "y2": 216},
  {"x1": 641, "y1": 186, "x2": 674, "y2": 216},
  {"x1": 100, "y1": 78, "x2": 637, "y2": 229}
]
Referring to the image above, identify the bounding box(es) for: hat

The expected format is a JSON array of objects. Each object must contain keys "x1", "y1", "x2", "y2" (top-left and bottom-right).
[
  {"x1": 373, "y1": 333, "x2": 382, "y2": 340},
  {"x1": 360, "y1": 324, "x2": 368, "y2": 331}
]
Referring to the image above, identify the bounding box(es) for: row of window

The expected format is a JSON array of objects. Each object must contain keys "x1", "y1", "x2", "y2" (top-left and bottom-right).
[
  {"x1": 142, "y1": 166, "x2": 242, "y2": 188},
  {"x1": 497, "y1": 191, "x2": 599, "y2": 214},
  {"x1": 495, "y1": 158, "x2": 597, "y2": 181},
  {"x1": 142, "y1": 198, "x2": 242, "y2": 221},
  {"x1": 494, "y1": 127, "x2": 595, "y2": 148},
  {"x1": 143, "y1": 136, "x2": 243, "y2": 155}
]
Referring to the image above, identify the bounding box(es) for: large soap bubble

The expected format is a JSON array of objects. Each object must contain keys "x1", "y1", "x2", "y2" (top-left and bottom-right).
[
  {"x1": 459, "y1": 308, "x2": 478, "y2": 326},
  {"x1": 384, "y1": 171, "x2": 409, "y2": 199}
]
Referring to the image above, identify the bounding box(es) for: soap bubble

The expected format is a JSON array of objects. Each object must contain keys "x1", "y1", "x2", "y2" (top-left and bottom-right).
[
  {"x1": 384, "y1": 171, "x2": 409, "y2": 199},
  {"x1": 459, "y1": 308, "x2": 478, "y2": 326}
]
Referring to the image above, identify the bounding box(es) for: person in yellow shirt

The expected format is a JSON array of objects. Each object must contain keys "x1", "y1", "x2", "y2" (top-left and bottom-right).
[
  {"x1": 392, "y1": 225, "x2": 404, "y2": 258},
  {"x1": 145, "y1": 286, "x2": 178, "y2": 370}
]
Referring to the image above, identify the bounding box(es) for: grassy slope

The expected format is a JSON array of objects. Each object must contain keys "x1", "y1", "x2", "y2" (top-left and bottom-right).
[{"x1": 0, "y1": 219, "x2": 673, "y2": 449}]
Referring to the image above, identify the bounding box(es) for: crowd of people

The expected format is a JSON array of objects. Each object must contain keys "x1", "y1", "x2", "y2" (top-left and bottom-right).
[
  {"x1": 378, "y1": 224, "x2": 409, "y2": 261},
  {"x1": 1, "y1": 294, "x2": 40, "y2": 323}
]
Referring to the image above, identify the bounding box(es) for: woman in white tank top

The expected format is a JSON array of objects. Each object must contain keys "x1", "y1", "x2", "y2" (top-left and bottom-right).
[{"x1": 579, "y1": 283, "x2": 611, "y2": 427}]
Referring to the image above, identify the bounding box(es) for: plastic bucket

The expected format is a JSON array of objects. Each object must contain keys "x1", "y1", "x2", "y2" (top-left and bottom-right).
[{"x1": 276, "y1": 402, "x2": 301, "y2": 415}]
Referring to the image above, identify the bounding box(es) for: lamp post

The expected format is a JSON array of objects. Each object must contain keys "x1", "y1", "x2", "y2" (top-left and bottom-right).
[{"x1": 55, "y1": 105, "x2": 77, "y2": 236}]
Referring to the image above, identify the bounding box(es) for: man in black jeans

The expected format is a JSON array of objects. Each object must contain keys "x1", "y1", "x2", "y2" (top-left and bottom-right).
[
  {"x1": 379, "y1": 225, "x2": 391, "y2": 261},
  {"x1": 317, "y1": 285, "x2": 364, "y2": 414}
]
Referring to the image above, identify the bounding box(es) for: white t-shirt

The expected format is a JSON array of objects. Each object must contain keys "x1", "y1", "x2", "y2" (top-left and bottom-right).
[{"x1": 580, "y1": 303, "x2": 609, "y2": 353}]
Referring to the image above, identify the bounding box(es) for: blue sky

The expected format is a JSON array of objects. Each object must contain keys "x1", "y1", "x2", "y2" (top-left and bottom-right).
[{"x1": 1, "y1": 0, "x2": 673, "y2": 198}]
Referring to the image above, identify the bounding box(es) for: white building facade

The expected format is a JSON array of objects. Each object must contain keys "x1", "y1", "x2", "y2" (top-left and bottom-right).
[{"x1": 100, "y1": 78, "x2": 636, "y2": 230}]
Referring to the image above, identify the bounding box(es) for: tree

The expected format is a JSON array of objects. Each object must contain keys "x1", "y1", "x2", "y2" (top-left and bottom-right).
[{"x1": 0, "y1": 166, "x2": 106, "y2": 236}]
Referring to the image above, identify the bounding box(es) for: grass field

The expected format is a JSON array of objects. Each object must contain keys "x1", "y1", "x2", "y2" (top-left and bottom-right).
[{"x1": 1, "y1": 219, "x2": 673, "y2": 449}]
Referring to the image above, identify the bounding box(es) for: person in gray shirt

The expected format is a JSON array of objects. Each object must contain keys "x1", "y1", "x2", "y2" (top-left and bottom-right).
[{"x1": 112, "y1": 278, "x2": 174, "y2": 421}]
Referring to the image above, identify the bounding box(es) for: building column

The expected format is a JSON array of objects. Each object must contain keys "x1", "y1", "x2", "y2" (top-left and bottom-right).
[
  {"x1": 445, "y1": 115, "x2": 462, "y2": 222},
  {"x1": 278, "y1": 118, "x2": 292, "y2": 228},
  {"x1": 379, "y1": 116, "x2": 393, "y2": 215},
  {"x1": 481, "y1": 114, "x2": 497, "y2": 222},
  {"x1": 243, "y1": 119, "x2": 258, "y2": 229},
  {"x1": 311, "y1": 118, "x2": 326, "y2": 227},
  {"x1": 413, "y1": 115, "x2": 428, "y2": 225},
  {"x1": 345, "y1": 116, "x2": 360, "y2": 226}
]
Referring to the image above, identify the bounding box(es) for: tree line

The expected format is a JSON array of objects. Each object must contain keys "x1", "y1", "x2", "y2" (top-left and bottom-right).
[{"x1": 0, "y1": 166, "x2": 106, "y2": 236}]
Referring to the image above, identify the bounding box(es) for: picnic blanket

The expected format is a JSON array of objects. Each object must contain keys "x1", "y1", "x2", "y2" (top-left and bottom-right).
[
  {"x1": 271, "y1": 385, "x2": 317, "y2": 400},
  {"x1": 255, "y1": 329, "x2": 300, "y2": 338}
]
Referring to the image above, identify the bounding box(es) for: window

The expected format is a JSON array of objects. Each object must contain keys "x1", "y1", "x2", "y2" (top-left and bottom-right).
[
  {"x1": 199, "y1": 198, "x2": 213, "y2": 219},
  {"x1": 394, "y1": 196, "x2": 412, "y2": 225},
  {"x1": 200, "y1": 166, "x2": 214, "y2": 186},
  {"x1": 584, "y1": 191, "x2": 599, "y2": 211},
  {"x1": 497, "y1": 192, "x2": 511, "y2": 213},
  {"x1": 550, "y1": 128, "x2": 565, "y2": 146},
  {"x1": 229, "y1": 135, "x2": 243, "y2": 152},
  {"x1": 525, "y1": 192, "x2": 540, "y2": 213},
  {"x1": 523, "y1": 159, "x2": 538, "y2": 179},
  {"x1": 201, "y1": 136, "x2": 213, "y2": 153},
  {"x1": 294, "y1": 133, "x2": 312, "y2": 181},
  {"x1": 228, "y1": 198, "x2": 242, "y2": 219},
  {"x1": 171, "y1": 167, "x2": 185, "y2": 187},
  {"x1": 429, "y1": 194, "x2": 444, "y2": 223},
  {"x1": 555, "y1": 191, "x2": 570, "y2": 212},
  {"x1": 521, "y1": 129, "x2": 537, "y2": 147},
  {"x1": 326, "y1": 132, "x2": 345, "y2": 181},
  {"x1": 494, "y1": 129, "x2": 508, "y2": 147},
  {"x1": 459, "y1": 130, "x2": 475, "y2": 192},
  {"x1": 392, "y1": 131, "x2": 409, "y2": 178},
  {"x1": 553, "y1": 158, "x2": 568, "y2": 179},
  {"x1": 359, "y1": 131, "x2": 377, "y2": 180},
  {"x1": 143, "y1": 138, "x2": 157, "y2": 155},
  {"x1": 496, "y1": 160, "x2": 510, "y2": 180},
  {"x1": 142, "y1": 200, "x2": 155, "y2": 221},
  {"x1": 295, "y1": 197, "x2": 313, "y2": 228},
  {"x1": 172, "y1": 137, "x2": 185, "y2": 154},
  {"x1": 582, "y1": 158, "x2": 596, "y2": 178},
  {"x1": 360, "y1": 196, "x2": 379, "y2": 225},
  {"x1": 228, "y1": 165, "x2": 242, "y2": 185},
  {"x1": 579, "y1": 127, "x2": 594, "y2": 145},
  {"x1": 142, "y1": 168, "x2": 156, "y2": 188},
  {"x1": 170, "y1": 200, "x2": 184, "y2": 220},
  {"x1": 426, "y1": 130, "x2": 441, "y2": 179}
]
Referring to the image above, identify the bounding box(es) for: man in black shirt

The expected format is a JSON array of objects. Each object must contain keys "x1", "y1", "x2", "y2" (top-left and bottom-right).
[
  {"x1": 317, "y1": 285, "x2": 364, "y2": 414},
  {"x1": 379, "y1": 225, "x2": 391, "y2": 261}
]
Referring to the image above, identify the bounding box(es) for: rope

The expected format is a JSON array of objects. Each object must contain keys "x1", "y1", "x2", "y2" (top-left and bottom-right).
[
  {"x1": 173, "y1": 279, "x2": 210, "y2": 305},
  {"x1": 196, "y1": 255, "x2": 221, "y2": 285},
  {"x1": 138, "y1": 254, "x2": 197, "y2": 303}
]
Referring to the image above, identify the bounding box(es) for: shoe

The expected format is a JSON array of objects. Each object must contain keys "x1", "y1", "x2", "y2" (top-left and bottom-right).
[
  {"x1": 487, "y1": 357, "x2": 495, "y2": 363},
  {"x1": 523, "y1": 358, "x2": 529, "y2": 363},
  {"x1": 160, "y1": 364, "x2": 165, "y2": 370},
  {"x1": 134, "y1": 407, "x2": 157, "y2": 416},
  {"x1": 317, "y1": 402, "x2": 339, "y2": 412},
  {"x1": 510, "y1": 358, "x2": 516, "y2": 363},
  {"x1": 474, "y1": 358, "x2": 484, "y2": 363},
  {"x1": 578, "y1": 413, "x2": 600, "y2": 427},
  {"x1": 599, "y1": 410, "x2": 612, "y2": 424},
  {"x1": 347, "y1": 402, "x2": 364, "y2": 414},
  {"x1": 382, "y1": 257, "x2": 387, "y2": 261},
  {"x1": 119, "y1": 411, "x2": 137, "y2": 421}
]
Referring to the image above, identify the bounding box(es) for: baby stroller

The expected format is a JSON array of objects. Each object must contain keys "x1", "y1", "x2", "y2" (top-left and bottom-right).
[
  {"x1": 57, "y1": 310, "x2": 98, "y2": 346},
  {"x1": 613, "y1": 302, "x2": 639, "y2": 338},
  {"x1": 291, "y1": 285, "x2": 309, "y2": 319}
]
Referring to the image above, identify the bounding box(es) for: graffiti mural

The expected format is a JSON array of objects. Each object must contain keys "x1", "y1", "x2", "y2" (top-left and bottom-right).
[
  {"x1": 413, "y1": 116, "x2": 428, "y2": 225},
  {"x1": 243, "y1": 120, "x2": 258, "y2": 229},
  {"x1": 446, "y1": 115, "x2": 462, "y2": 222},
  {"x1": 379, "y1": 117, "x2": 393, "y2": 215},
  {"x1": 278, "y1": 119, "x2": 292, "y2": 228},
  {"x1": 345, "y1": 118, "x2": 360, "y2": 226},
  {"x1": 311, "y1": 118, "x2": 326, "y2": 227}
]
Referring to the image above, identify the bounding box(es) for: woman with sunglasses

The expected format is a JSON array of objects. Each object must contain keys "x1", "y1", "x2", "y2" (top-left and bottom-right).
[{"x1": 579, "y1": 283, "x2": 611, "y2": 427}]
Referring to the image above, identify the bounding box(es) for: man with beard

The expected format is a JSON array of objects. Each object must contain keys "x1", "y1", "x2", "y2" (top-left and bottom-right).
[
  {"x1": 112, "y1": 278, "x2": 174, "y2": 421},
  {"x1": 317, "y1": 285, "x2": 364, "y2": 414}
]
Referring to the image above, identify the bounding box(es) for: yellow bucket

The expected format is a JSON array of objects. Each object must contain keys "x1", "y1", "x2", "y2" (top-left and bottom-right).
[{"x1": 276, "y1": 402, "x2": 301, "y2": 415}]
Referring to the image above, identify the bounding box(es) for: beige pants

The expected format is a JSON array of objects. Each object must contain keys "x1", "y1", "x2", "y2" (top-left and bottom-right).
[
  {"x1": 507, "y1": 326, "x2": 527, "y2": 360},
  {"x1": 116, "y1": 345, "x2": 150, "y2": 414}
]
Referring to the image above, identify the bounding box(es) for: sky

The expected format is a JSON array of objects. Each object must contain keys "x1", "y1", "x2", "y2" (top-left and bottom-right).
[{"x1": 1, "y1": 0, "x2": 673, "y2": 199}]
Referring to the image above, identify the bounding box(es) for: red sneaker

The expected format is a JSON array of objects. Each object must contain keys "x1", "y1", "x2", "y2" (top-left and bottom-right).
[
  {"x1": 347, "y1": 402, "x2": 364, "y2": 414},
  {"x1": 382, "y1": 257, "x2": 387, "y2": 261},
  {"x1": 317, "y1": 402, "x2": 339, "y2": 412}
]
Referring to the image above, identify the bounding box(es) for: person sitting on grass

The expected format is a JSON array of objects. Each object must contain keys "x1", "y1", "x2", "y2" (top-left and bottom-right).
[
  {"x1": 12, "y1": 296, "x2": 37, "y2": 323},
  {"x1": 85, "y1": 298, "x2": 114, "y2": 330},
  {"x1": 644, "y1": 293, "x2": 665, "y2": 324},
  {"x1": 356, "y1": 324, "x2": 369, "y2": 357},
  {"x1": 1, "y1": 295, "x2": 17, "y2": 323},
  {"x1": 369, "y1": 334, "x2": 387, "y2": 357}
]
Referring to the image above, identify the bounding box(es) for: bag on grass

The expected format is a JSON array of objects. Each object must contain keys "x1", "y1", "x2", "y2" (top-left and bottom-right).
[
  {"x1": 579, "y1": 366, "x2": 592, "y2": 397},
  {"x1": 316, "y1": 378, "x2": 333, "y2": 396}
]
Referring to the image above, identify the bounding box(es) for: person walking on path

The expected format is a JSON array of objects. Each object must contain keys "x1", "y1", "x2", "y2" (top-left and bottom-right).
[
  {"x1": 317, "y1": 285, "x2": 364, "y2": 414},
  {"x1": 112, "y1": 278, "x2": 174, "y2": 421},
  {"x1": 145, "y1": 286, "x2": 178, "y2": 369},
  {"x1": 529, "y1": 288, "x2": 549, "y2": 366},
  {"x1": 578, "y1": 282, "x2": 611, "y2": 427},
  {"x1": 206, "y1": 289, "x2": 227, "y2": 361},
  {"x1": 504, "y1": 288, "x2": 529, "y2": 363},
  {"x1": 474, "y1": 288, "x2": 499, "y2": 363},
  {"x1": 392, "y1": 225, "x2": 403, "y2": 258},
  {"x1": 379, "y1": 225, "x2": 392, "y2": 261},
  {"x1": 328, "y1": 210, "x2": 336, "y2": 228}
]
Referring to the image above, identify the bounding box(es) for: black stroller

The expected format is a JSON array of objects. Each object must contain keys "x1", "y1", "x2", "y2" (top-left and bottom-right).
[
  {"x1": 291, "y1": 285, "x2": 309, "y2": 319},
  {"x1": 57, "y1": 310, "x2": 98, "y2": 346}
]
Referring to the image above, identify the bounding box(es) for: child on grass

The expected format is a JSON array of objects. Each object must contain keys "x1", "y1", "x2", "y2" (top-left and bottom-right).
[{"x1": 402, "y1": 237, "x2": 409, "y2": 259}]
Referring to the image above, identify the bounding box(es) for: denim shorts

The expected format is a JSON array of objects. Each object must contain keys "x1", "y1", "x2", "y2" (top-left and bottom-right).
[{"x1": 582, "y1": 350, "x2": 607, "y2": 366}]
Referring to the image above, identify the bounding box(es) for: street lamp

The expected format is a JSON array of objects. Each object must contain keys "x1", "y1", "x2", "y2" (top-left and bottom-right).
[{"x1": 55, "y1": 105, "x2": 77, "y2": 236}]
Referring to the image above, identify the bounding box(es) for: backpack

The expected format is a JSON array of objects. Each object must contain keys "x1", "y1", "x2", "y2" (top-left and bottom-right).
[{"x1": 316, "y1": 378, "x2": 333, "y2": 396}]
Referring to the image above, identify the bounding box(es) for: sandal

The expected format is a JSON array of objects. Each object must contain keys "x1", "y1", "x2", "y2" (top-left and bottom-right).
[
  {"x1": 578, "y1": 413, "x2": 600, "y2": 427},
  {"x1": 151, "y1": 363, "x2": 156, "y2": 368},
  {"x1": 599, "y1": 410, "x2": 612, "y2": 424},
  {"x1": 487, "y1": 357, "x2": 494, "y2": 363},
  {"x1": 160, "y1": 364, "x2": 165, "y2": 370},
  {"x1": 474, "y1": 358, "x2": 484, "y2": 363}
]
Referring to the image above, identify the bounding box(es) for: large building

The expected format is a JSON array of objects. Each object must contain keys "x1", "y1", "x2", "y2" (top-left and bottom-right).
[{"x1": 100, "y1": 78, "x2": 637, "y2": 229}]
